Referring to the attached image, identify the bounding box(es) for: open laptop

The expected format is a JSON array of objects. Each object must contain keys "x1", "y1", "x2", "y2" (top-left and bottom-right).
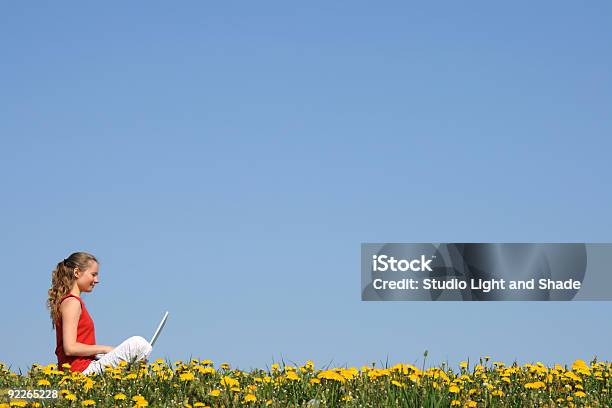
[
  {"x1": 150, "y1": 311, "x2": 169, "y2": 347},
  {"x1": 94, "y1": 311, "x2": 169, "y2": 360}
]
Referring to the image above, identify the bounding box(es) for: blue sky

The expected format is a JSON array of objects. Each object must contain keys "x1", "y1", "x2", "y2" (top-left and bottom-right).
[{"x1": 1, "y1": 1, "x2": 611, "y2": 373}]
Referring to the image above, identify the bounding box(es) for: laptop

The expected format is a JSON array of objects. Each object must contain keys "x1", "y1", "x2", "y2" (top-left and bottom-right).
[
  {"x1": 94, "y1": 311, "x2": 169, "y2": 360},
  {"x1": 150, "y1": 311, "x2": 169, "y2": 347}
]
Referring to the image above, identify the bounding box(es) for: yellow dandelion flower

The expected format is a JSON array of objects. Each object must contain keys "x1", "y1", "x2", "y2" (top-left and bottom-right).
[
  {"x1": 575, "y1": 391, "x2": 586, "y2": 398},
  {"x1": 114, "y1": 393, "x2": 127, "y2": 400},
  {"x1": 193, "y1": 403, "x2": 208, "y2": 407},
  {"x1": 132, "y1": 395, "x2": 146, "y2": 402},
  {"x1": 124, "y1": 373, "x2": 137, "y2": 380},
  {"x1": 341, "y1": 395, "x2": 353, "y2": 401},
  {"x1": 466, "y1": 401, "x2": 477, "y2": 408},
  {"x1": 83, "y1": 378, "x2": 95, "y2": 391},
  {"x1": 9, "y1": 402, "x2": 27, "y2": 408},
  {"x1": 220, "y1": 363, "x2": 230, "y2": 370},
  {"x1": 459, "y1": 361, "x2": 468, "y2": 368},
  {"x1": 221, "y1": 376, "x2": 239, "y2": 388},
  {"x1": 243, "y1": 394, "x2": 257, "y2": 403},
  {"x1": 310, "y1": 378, "x2": 321, "y2": 385},
  {"x1": 534, "y1": 381, "x2": 546, "y2": 389},
  {"x1": 209, "y1": 390, "x2": 221, "y2": 397},
  {"x1": 81, "y1": 400, "x2": 96, "y2": 406},
  {"x1": 565, "y1": 371, "x2": 581, "y2": 382},
  {"x1": 201, "y1": 359, "x2": 213, "y2": 366},
  {"x1": 37, "y1": 379, "x2": 51, "y2": 386},
  {"x1": 180, "y1": 372, "x2": 195, "y2": 381},
  {"x1": 449, "y1": 385, "x2": 460, "y2": 393},
  {"x1": 524, "y1": 381, "x2": 545, "y2": 390},
  {"x1": 367, "y1": 368, "x2": 391, "y2": 380},
  {"x1": 64, "y1": 393, "x2": 77, "y2": 401},
  {"x1": 285, "y1": 371, "x2": 299, "y2": 381},
  {"x1": 451, "y1": 400, "x2": 461, "y2": 406},
  {"x1": 572, "y1": 359, "x2": 588, "y2": 370},
  {"x1": 317, "y1": 370, "x2": 345, "y2": 383},
  {"x1": 492, "y1": 390, "x2": 504, "y2": 397},
  {"x1": 340, "y1": 368, "x2": 358, "y2": 380}
]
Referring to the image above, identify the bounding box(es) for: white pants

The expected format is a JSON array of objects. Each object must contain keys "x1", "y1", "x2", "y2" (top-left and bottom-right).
[{"x1": 82, "y1": 336, "x2": 153, "y2": 375}]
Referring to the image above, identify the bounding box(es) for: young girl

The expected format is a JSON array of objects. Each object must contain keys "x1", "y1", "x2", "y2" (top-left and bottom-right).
[{"x1": 47, "y1": 252, "x2": 153, "y2": 375}]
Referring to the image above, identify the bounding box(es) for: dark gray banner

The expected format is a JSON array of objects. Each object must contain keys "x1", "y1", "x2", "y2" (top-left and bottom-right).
[{"x1": 361, "y1": 243, "x2": 612, "y2": 301}]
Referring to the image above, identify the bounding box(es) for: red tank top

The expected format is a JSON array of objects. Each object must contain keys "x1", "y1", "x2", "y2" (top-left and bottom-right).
[{"x1": 55, "y1": 294, "x2": 97, "y2": 373}]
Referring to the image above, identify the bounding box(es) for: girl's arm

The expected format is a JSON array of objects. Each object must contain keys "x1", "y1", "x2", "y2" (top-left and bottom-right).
[{"x1": 60, "y1": 298, "x2": 114, "y2": 356}]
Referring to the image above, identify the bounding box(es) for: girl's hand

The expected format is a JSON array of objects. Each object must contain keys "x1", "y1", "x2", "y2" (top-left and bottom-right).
[{"x1": 101, "y1": 345, "x2": 114, "y2": 354}]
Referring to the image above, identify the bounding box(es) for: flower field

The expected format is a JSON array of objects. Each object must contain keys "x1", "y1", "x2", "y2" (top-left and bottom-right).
[{"x1": 0, "y1": 357, "x2": 609, "y2": 407}]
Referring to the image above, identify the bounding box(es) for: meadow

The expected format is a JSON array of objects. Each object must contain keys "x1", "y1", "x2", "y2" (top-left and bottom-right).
[{"x1": 0, "y1": 355, "x2": 609, "y2": 407}]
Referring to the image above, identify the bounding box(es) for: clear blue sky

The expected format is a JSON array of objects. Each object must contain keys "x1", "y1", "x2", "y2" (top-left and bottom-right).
[{"x1": 1, "y1": 1, "x2": 611, "y2": 373}]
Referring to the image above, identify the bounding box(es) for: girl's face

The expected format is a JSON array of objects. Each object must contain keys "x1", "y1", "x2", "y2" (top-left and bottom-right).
[{"x1": 74, "y1": 261, "x2": 100, "y2": 293}]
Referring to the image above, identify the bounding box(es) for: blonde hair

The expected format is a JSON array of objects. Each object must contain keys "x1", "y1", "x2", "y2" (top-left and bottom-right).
[{"x1": 47, "y1": 252, "x2": 99, "y2": 330}]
